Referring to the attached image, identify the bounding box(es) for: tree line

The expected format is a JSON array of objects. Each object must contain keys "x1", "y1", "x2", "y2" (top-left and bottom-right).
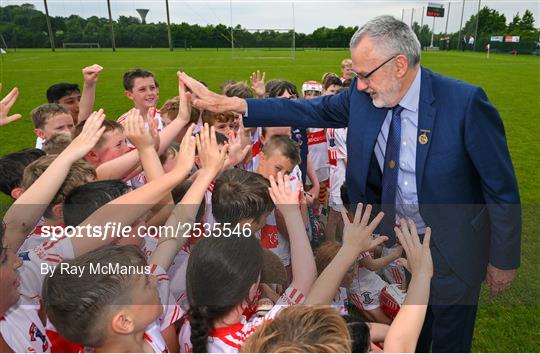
[{"x1": 0, "y1": 3, "x2": 537, "y2": 51}]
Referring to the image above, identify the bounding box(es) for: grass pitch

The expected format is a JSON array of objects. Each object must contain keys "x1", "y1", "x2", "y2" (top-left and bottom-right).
[{"x1": 0, "y1": 48, "x2": 539, "y2": 352}]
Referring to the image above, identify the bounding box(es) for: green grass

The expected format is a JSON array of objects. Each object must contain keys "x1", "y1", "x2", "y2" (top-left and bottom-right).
[{"x1": 0, "y1": 49, "x2": 539, "y2": 352}]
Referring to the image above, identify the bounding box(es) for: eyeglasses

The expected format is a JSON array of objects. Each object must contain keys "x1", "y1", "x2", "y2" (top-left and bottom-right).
[{"x1": 352, "y1": 55, "x2": 397, "y2": 83}]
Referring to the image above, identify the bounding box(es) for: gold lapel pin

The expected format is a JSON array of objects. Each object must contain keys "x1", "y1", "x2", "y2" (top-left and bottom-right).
[{"x1": 418, "y1": 129, "x2": 431, "y2": 145}]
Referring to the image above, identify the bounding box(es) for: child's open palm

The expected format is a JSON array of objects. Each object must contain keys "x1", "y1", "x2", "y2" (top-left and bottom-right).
[
  {"x1": 268, "y1": 172, "x2": 301, "y2": 212},
  {"x1": 341, "y1": 204, "x2": 387, "y2": 256},
  {"x1": 63, "y1": 109, "x2": 106, "y2": 161}
]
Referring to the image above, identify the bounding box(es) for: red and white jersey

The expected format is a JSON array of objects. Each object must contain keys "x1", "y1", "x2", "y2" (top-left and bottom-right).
[
  {"x1": 326, "y1": 128, "x2": 347, "y2": 167},
  {"x1": 241, "y1": 128, "x2": 262, "y2": 172},
  {"x1": 1, "y1": 238, "x2": 75, "y2": 353},
  {"x1": 18, "y1": 218, "x2": 49, "y2": 253},
  {"x1": 143, "y1": 322, "x2": 169, "y2": 353},
  {"x1": 256, "y1": 168, "x2": 302, "y2": 267},
  {"x1": 347, "y1": 253, "x2": 389, "y2": 311},
  {"x1": 118, "y1": 107, "x2": 164, "y2": 142},
  {"x1": 179, "y1": 286, "x2": 304, "y2": 353},
  {"x1": 1, "y1": 301, "x2": 50, "y2": 353},
  {"x1": 307, "y1": 128, "x2": 329, "y2": 180}
]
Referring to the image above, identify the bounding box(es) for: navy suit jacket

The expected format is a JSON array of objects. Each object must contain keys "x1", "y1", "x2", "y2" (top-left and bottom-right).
[{"x1": 244, "y1": 67, "x2": 521, "y2": 286}]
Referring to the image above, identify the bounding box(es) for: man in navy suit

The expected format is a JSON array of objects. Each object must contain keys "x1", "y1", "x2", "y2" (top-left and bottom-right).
[{"x1": 179, "y1": 15, "x2": 521, "y2": 352}]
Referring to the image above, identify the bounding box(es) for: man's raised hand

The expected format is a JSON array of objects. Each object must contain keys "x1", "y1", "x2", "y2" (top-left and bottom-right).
[
  {"x1": 0, "y1": 84, "x2": 22, "y2": 126},
  {"x1": 178, "y1": 72, "x2": 247, "y2": 114},
  {"x1": 341, "y1": 204, "x2": 387, "y2": 256}
]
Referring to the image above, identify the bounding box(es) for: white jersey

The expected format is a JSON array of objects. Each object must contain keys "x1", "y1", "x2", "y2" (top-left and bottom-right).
[
  {"x1": 1, "y1": 238, "x2": 75, "y2": 353},
  {"x1": 35, "y1": 136, "x2": 45, "y2": 150},
  {"x1": 347, "y1": 252, "x2": 389, "y2": 311},
  {"x1": 327, "y1": 128, "x2": 348, "y2": 210},
  {"x1": 331, "y1": 287, "x2": 350, "y2": 316},
  {"x1": 256, "y1": 167, "x2": 302, "y2": 267},
  {"x1": 179, "y1": 286, "x2": 304, "y2": 353},
  {"x1": 307, "y1": 128, "x2": 329, "y2": 182}
]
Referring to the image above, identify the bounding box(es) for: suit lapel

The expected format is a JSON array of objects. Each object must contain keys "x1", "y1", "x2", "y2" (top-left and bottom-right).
[{"x1": 416, "y1": 67, "x2": 437, "y2": 197}]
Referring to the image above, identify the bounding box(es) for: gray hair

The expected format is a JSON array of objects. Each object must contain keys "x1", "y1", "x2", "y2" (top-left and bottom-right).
[{"x1": 350, "y1": 15, "x2": 421, "y2": 66}]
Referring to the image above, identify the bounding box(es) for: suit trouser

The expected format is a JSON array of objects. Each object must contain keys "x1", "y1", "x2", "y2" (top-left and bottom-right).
[{"x1": 415, "y1": 245, "x2": 482, "y2": 353}]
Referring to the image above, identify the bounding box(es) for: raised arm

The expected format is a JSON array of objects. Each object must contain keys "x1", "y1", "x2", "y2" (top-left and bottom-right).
[
  {"x1": 3, "y1": 110, "x2": 106, "y2": 251},
  {"x1": 305, "y1": 204, "x2": 387, "y2": 305},
  {"x1": 179, "y1": 71, "x2": 350, "y2": 131},
  {"x1": 384, "y1": 220, "x2": 432, "y2": 353},
  {"x1": 77, "y1": 64, "x2": 102, "y2": 123},
  {"x1": 71, "y1": 124, "x2": 197, "y2": 257},
  {"x1": 268, "y1": 172, "x2": 317, "y2": 296},
  {"x1": 151, "y1": 123, "x2": 227, "y2": 270}
]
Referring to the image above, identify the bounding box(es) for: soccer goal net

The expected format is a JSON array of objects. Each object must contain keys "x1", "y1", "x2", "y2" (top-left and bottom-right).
[
  {"x1": 231, "y1": 28, "x2": 295, "y2": 59},
  {"x1": 62, "y1": 42, "x2": 101, "y2": 49}
]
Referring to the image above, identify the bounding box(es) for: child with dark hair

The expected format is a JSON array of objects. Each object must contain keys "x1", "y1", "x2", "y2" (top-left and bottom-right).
[
  {"x1": 323, "y1": 74, "x2": 343, "y2": 95},
  {"x1": 118, "y1": 68, "x2": 163, "y2": 134},
  {"x1": 0, "y1": 148, "x2": 45, "y2": 199},
  {"x1": 179, "y1": 172, "x2": 317, "y2": 353},
  {"x1": 45, "y1": 64, "x2": 102, "y2": 125}
]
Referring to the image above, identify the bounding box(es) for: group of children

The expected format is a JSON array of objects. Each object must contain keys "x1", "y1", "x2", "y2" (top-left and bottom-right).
[{"x1": 0, "y1": 58, "x2": 433, "y2": 353}]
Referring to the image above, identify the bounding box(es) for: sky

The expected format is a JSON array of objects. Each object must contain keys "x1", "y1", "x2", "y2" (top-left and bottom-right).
[{"x1": 4, "y1": 0, "x2": 539, "y2": 34}]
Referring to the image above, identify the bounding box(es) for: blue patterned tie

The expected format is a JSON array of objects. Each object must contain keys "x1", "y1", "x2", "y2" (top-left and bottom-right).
[{"x1": 380, "y1": 105, "x2": 404, "y2": 244}]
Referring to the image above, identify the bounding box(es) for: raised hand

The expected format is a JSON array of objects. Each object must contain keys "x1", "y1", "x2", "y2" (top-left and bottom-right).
[
  {"x1": 179, "y1": 72, "x2": 247, "y2": 114},
  {"x1": 146, "y1": 109, "x2": 160, "y2": 151},
  {"x1": 268, "y1": 172, "x2": 301, "y2": 212},
  {"x1": 225, "y1": 129, "x2": 250, "y2": 167},
  {"x1": 174, "y1": 123, "x2": 196, "y2": 175},
  {"x1": 250, "y1": 70, "x2": 266, "y2": 98},
  {"x1": 341, "y1": 204, "x2": 387, "y2": 256},
  {"x1": 394, "y1": 219, "x2": 433, "y2": 278},
  {"x1": 176, "y1": 71, "x2": 192, "y2": 125},
  {"x1": 62, "y1": 109, "x2": 106, "y2": 161},
  {"x1": 195, "y1": 123, "x2": 228, "y2": 176},
  {"x1": 82, "y1": 64, "x2": 103, "y2": 85},
  {"x1": 0, "y1": 84, "x2": 22, "y2": 126},
  {"x1": 123, "y1": 108, "x2": 154, "y2": 150}
]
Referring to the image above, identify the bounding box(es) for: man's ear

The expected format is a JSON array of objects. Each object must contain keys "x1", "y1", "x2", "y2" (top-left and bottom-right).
[
  {"x1": 34, "y1": 128, "x2": 46, "y2": 140},
  {"x1": 111, "y1": 311, "x2": 135, "y2": 335},
  {"x1": 125, "y1": 90, "x2": 134, "y2": 101},
  {"x1": 51, "y1": 203, "x2": 64, "y2": 221},
  {"x1": 10, "y1": 187, "x2": 24, "y2": 200},
  {"x1": 396, "y1": 54, "x2": 409, "y2": 78}
]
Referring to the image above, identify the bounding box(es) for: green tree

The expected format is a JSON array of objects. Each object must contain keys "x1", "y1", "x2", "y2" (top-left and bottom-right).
[
  {"x1": 462, "y1": 6, "x2": 506, "y2": 37},
  {"x1": 519, "y1": 10, "x2": 535, "y2": 32}
]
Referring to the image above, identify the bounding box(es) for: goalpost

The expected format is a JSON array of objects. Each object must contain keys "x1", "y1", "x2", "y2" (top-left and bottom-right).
[
  {"x1": 62, "y1": 42, "x2": 101, "y2": 49},
  {"x1": 230, "y1": 1, "x2": 296, "y2": 59},
  {"x1": 231, "y1": 28, "x2": 295, "y2": 59}
]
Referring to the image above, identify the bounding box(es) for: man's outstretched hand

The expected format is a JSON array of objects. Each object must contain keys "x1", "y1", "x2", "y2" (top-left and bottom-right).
[{"x1": 178, "y1": 72, "x2": 247, "y2": 114}]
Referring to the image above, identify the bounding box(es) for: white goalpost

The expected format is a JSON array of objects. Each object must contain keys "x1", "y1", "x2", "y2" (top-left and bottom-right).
[
  {"x1": 62, "y1": 42, "x2": 101, "y2": 49},
  {"x1": 229, "y1": 1, "x2": 296, "y2": 59}
]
